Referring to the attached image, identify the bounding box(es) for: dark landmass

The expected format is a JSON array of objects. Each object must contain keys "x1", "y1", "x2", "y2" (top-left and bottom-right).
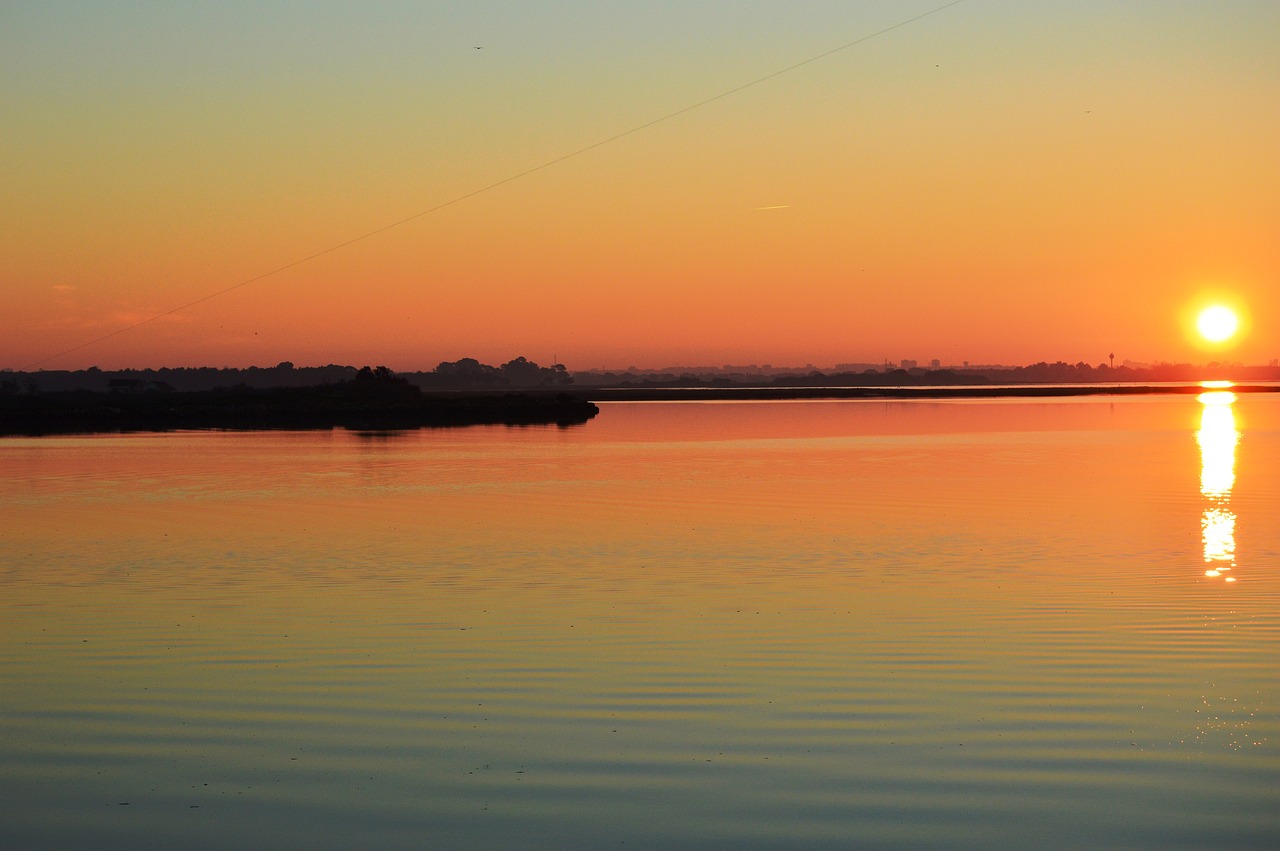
[
  {"x1": 4, "y1": 355, "x2": 1277, "y2": 435},
  {"x1": 7, "y1": 357, "x2": 1278, "y2": 397},
  {"x1": 574, "y1": 361, "x2": 1280, "y2": 389},
  {"x1": 583, "y1": 384, "x2": 1280, "y2": 402},
  {"x1": 0, "y1": 366, "x2": 598, "y2": 436},
  {"x1": 0, "y1": 356, "x2": 573, "y2": 395}
]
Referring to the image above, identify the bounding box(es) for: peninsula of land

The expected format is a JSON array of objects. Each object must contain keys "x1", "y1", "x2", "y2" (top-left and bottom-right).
[{"x1": 0, "y1": 366, "x2": 598, "y2": 436}]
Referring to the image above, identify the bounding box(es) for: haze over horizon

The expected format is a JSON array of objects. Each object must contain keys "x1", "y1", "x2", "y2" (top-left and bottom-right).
[{"x1": 4, "y1": 1, "x2": 1277, "y2": 372}]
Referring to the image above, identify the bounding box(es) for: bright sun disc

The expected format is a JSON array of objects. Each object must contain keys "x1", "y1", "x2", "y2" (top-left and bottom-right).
[{"x1": 1197, "y1": 305, "x2": 1239, "y2": 343}]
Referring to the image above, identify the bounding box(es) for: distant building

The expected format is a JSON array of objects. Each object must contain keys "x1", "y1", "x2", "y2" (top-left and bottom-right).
[
  {"x1": 900, "y1": 359, "x2": 918, "y2": 369},
  {"x1": 930, "y1": 359, "x2": 941, "y2": 370}
]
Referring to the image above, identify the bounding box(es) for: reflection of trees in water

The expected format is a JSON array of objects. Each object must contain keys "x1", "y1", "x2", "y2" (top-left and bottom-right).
[{"x1": 1196, "y1": 391, "x2": 1238, "y2": 581}]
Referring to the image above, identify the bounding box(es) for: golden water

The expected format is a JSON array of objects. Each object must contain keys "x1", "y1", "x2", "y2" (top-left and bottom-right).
[{"x1": 2, "y1": 395, "x2": 1278, "y2": 848}]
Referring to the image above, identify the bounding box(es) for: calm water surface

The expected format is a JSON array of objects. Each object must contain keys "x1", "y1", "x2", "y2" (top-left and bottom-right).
[{"x1": 2, "y1": 395, "x2": 1278, "y2": 849}]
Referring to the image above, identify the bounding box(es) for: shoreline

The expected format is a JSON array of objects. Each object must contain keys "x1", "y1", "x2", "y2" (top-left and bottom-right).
[
  {"x1": 582, "y1": 383, "x2": 1279, "y2": 402},
  {"x1": 0, "y1": 387, "x2": 600, "y2": 436}
]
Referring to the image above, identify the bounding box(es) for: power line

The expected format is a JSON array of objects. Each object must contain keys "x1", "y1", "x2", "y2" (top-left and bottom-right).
[{"x1": 21, "y1": 0, "x2": 968, "y2": 370}]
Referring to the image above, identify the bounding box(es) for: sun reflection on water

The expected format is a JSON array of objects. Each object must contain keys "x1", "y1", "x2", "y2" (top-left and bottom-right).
[{"x1": 1196, "y1": 389, "x2": 1239, "y2": 581}]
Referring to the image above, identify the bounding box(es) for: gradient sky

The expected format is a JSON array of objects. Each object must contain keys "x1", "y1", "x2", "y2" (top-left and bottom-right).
[{"x1": 4, "y1": 1, "x2": 1278, "y2": 371}]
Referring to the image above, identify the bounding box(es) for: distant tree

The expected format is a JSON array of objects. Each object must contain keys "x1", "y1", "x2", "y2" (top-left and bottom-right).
[
  {"x1": 355, "y1": 365, "x2": 401, "y2": 383},
  {"x1": 544, "y1": 363, "x2": 573, "y2": 386},
  {"x1": 345, "y1": 365, "x2": 418, "y2": 401},
  {"x1": 501, "y1": 357, "x2": 544, "y2": 386},
  {"x1": 423, "y1": 357, "x2": 575, "y2": 390},
  {"x1": 433, "y1": 358, "x2": 505, "y2": 388}
]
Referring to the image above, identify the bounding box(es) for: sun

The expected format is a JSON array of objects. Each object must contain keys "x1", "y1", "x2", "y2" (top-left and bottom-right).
[{"x1": 1196, "y1": 305, "x2": 1240, "y2": 343}]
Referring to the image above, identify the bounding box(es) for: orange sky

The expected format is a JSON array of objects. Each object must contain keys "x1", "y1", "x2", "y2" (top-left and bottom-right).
[{"x1": 3, "y1": 2, "x2": 1277, "y2": 371}]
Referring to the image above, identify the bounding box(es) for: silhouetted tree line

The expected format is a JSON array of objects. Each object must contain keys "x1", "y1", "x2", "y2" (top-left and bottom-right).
[
  {"x1": 967, "y1": 360, "x2": 1273, "y2": 383},
  {"x1": 576, "y1": 360, "x2": 1280, "y2": 388},
  {"x1": 0, "y1": 362, "x2": 359, "y2": 394},
  {"x1": 769, "y1": 368, "x2": 976, "y2": 387},
  {"x1": 6, "y1": 356, "x2": 1276, "y2": 398},
  {"x1": 0, "y1": 357, "x2": 574, "y2": 394},
  {"x1": 409, "y1": 357, "x2": 573, "y2": 390},
  {"x1": 579, "y1": 367, "x2": 979, "y2": 388}
]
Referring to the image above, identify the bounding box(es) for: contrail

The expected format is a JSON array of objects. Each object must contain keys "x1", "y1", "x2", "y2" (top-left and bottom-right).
[{"x1": 21, "y1": 0, "x2": 969, "y2": 370}]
